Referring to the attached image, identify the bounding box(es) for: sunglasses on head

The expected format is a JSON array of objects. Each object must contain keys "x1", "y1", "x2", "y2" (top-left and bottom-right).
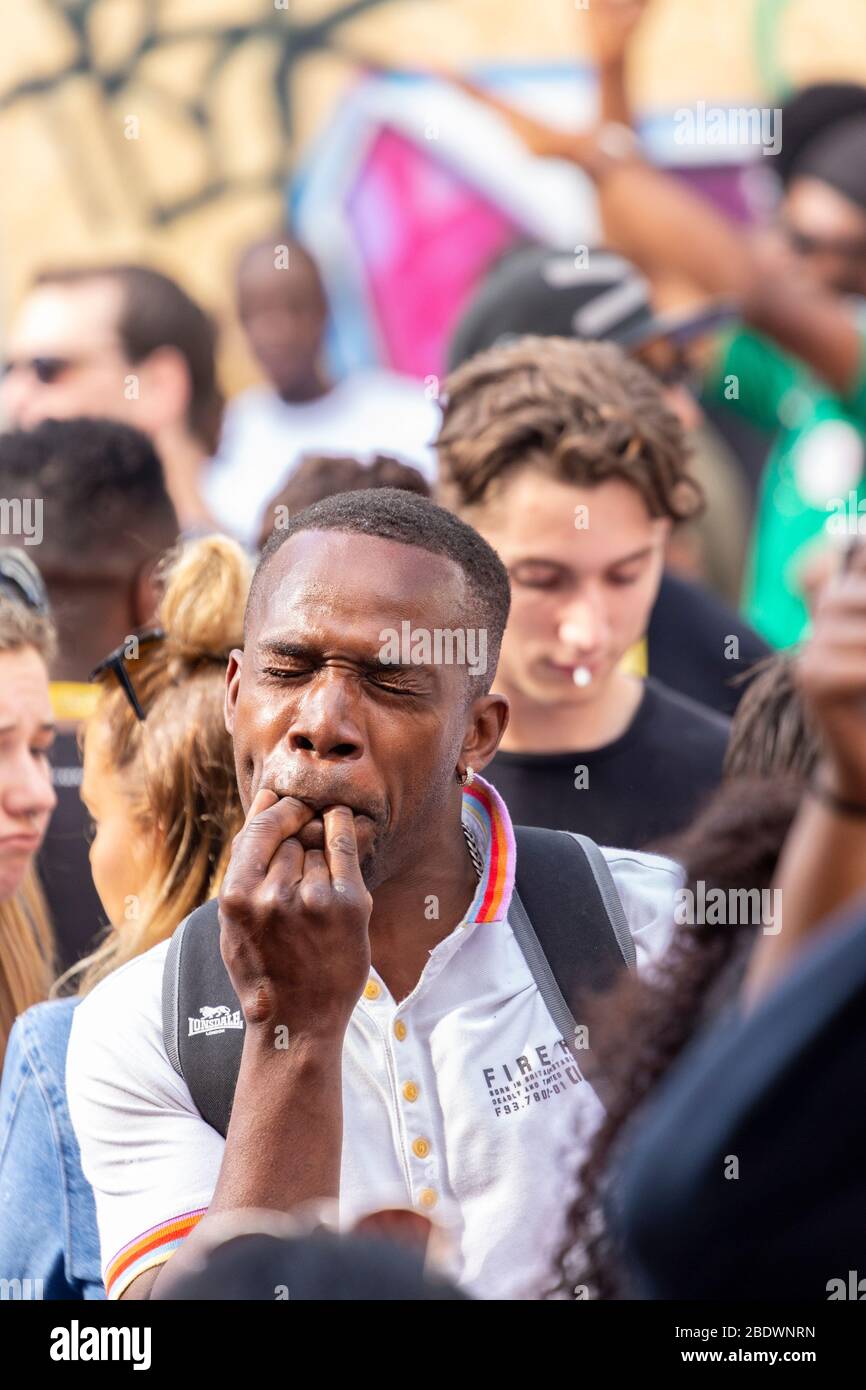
[{"x1": 89, "y1": 628, "x2": 166, "y2": 722}]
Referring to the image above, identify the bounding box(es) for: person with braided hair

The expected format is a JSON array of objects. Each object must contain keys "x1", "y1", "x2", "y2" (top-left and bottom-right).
[
  {"x1": 601, "y1": 545, "x2": 866, "y2": 1299},
  {"x1": 437, "y1": 333, "x2": 731, "y2": 850},
  {"x1": 549, "y1": 652, "x2": 819, "y2": 1298}
]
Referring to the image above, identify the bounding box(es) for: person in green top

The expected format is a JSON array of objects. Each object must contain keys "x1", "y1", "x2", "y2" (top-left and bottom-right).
[
  {"x1": 448, "y1": 1, "x2": 866, "y2": 648},
  {"x1": 706, "y1": 324, "x2": 866, "y2": 647}
]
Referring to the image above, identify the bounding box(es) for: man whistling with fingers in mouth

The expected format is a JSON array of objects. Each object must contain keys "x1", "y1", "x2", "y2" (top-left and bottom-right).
[{"x1": 67, "y1": 488, "x2": 679, "y2": 1301}]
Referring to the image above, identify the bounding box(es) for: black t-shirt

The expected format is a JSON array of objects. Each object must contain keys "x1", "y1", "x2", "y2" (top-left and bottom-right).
[
  {"x1": 486, "y1": 677, "x2": 730, "y2": 851},
  {"x1": 38, "y1": 729, "x2": 107, "y2": 970},
  {"x1": 648, "y1": 571, "x2": 770, "y2": 718}
]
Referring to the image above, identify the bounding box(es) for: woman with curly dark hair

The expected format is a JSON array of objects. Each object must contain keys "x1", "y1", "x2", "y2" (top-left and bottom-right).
[{"x1": 551, "y1": 653, "x2": 820, "y2": 1299}]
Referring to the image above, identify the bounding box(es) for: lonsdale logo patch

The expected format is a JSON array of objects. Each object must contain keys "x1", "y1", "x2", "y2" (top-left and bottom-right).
[{"x1": 188, "y1": 1004, "x2": 244, "y2": 1037}]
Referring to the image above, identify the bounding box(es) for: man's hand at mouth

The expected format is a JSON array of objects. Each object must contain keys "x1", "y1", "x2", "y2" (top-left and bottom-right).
[
  {"x1": 218, "y1": 788, "x2": 373, "y2": 1034},
  {"x1": 260, "y1": 778, "x2": 378, "y2": 851},
  {"x1": 149, "y1": 791, "x2": 371, "y2": 1299},
  {"x1": 295, "y1": 803, "x2": 371, "y2": 851}
]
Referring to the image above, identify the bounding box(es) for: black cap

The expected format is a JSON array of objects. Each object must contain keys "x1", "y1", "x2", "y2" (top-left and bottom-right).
[
  {"x1": 772, "y1": 82, "x2": 866, "y2": 199},
  {"x1": 447, "y1": 246, "x2": 735, "y2": 370}
]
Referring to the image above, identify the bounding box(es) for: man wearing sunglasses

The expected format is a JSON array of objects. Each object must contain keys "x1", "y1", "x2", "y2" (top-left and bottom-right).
[{"x1": 0, "y1": 263, "x2": 222, "y2": 534}]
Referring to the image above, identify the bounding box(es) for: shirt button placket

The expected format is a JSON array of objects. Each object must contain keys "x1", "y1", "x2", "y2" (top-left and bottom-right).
[
  {"x1": 393, "y1": 1015, "x2": 439, "y2": 1210},
  {"x1": 365, "y1": 980, "x2": 441, "y2": 1210}
]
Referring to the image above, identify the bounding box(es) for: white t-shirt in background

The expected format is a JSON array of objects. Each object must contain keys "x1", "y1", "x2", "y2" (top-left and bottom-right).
[{"x1": 204, "y1": 370, "x2": 440, "y2": 547}]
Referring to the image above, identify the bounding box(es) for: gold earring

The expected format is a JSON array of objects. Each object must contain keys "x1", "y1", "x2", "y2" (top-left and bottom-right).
[{"x1": 457, "y1": 765, "x2": 475, "y2": 787}]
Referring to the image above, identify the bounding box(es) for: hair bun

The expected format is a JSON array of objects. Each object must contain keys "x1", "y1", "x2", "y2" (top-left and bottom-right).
[{"x1": 157, "y1": 534, "x2": 252, "y2": 660}]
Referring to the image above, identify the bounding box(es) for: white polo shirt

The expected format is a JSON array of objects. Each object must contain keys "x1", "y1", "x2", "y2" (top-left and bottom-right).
[{"x1": 67, "y1": 777, "x2": 682, "y2": 1300}]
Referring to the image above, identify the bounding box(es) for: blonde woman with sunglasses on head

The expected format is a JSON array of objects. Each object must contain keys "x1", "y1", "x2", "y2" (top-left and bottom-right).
[{"x1": 0, "y1": 534, "x2": 250, "y2": 1299}]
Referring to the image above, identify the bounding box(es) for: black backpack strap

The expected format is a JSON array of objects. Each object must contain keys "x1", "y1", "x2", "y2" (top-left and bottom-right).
[
  {"x1": 571, "y1": 833, "x2": 636, "y2": 971},
  {"x1": 162, "y1": 898, "x2": 243, "y2": 1138},
  {"x1": 511, "y1": 826, "x2": 634, "y2": 1063}
]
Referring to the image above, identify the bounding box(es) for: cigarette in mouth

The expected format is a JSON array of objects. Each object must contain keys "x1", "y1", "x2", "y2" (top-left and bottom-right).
[{"x1": 572, "y1": 666, "x2": 592, "y2": 688}]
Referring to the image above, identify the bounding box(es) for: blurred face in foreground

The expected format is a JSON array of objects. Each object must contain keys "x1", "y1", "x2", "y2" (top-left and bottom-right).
[
  {"x1": 0, "y1": 647, "x2": 56, "y2": 901},
  {"x1": 470, "y1": 468, "x2": 669, "y2": 709},
  {"x1": 225, "y1": 530, "x2": 506, "y2": 892}
]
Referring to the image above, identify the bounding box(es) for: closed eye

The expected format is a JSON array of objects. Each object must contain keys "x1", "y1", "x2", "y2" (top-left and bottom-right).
[
  {"x1": 509, "y1": 561, "x2": 567, "y2": 591},
  {"x1": 367, "y1": 672, "x2": 421, "y2": 695},
  {"x1": 262, "y1": 666, "x2": 310, "y2": 680},
  {"x1": 606, "y1": 549, "x2": 654, "y2": 587},
  {"x1": 607, "y1": 568, "x2": 643, "y2": 587}
]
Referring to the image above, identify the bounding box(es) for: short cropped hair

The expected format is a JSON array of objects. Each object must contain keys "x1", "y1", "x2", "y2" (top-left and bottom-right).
[
  {"x1": 0, "y1": 418, "x2": 178, "y2": 581},
  {"x1": 437, "y1": 335, "x2": 703, "y2": 522},
  {"x1": 248, "y1": 488, "x2": 510, "y2": 697}
]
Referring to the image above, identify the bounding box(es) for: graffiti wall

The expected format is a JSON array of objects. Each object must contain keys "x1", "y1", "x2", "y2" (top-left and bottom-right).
[{"x1": 1, "y1": 0, "x2": 864, "y2": 387}]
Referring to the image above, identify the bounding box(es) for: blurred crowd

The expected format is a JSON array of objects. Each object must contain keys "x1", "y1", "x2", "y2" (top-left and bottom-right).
[{"x1": 1, "y1": 0, "x2": 866, "y2": 1305}]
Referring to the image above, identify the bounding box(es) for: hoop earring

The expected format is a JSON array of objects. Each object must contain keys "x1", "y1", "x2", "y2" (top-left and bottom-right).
[{"x1": 457, "y1": 765, "x2": 475, "y2": 787}]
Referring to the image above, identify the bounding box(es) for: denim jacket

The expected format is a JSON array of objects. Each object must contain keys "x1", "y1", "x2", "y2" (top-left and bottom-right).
[{"x1": 0, "y1": 996, "x2": 104, "y2": 1298}]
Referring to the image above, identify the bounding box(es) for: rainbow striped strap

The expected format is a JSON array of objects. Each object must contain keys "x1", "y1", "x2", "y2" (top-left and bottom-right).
[
  {"x1": 461, "y1": 775, "x2": 516, "y2": 923},
  {"x1": 105, "y1": 1208, "x2": 207, "y2": 1299}
]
